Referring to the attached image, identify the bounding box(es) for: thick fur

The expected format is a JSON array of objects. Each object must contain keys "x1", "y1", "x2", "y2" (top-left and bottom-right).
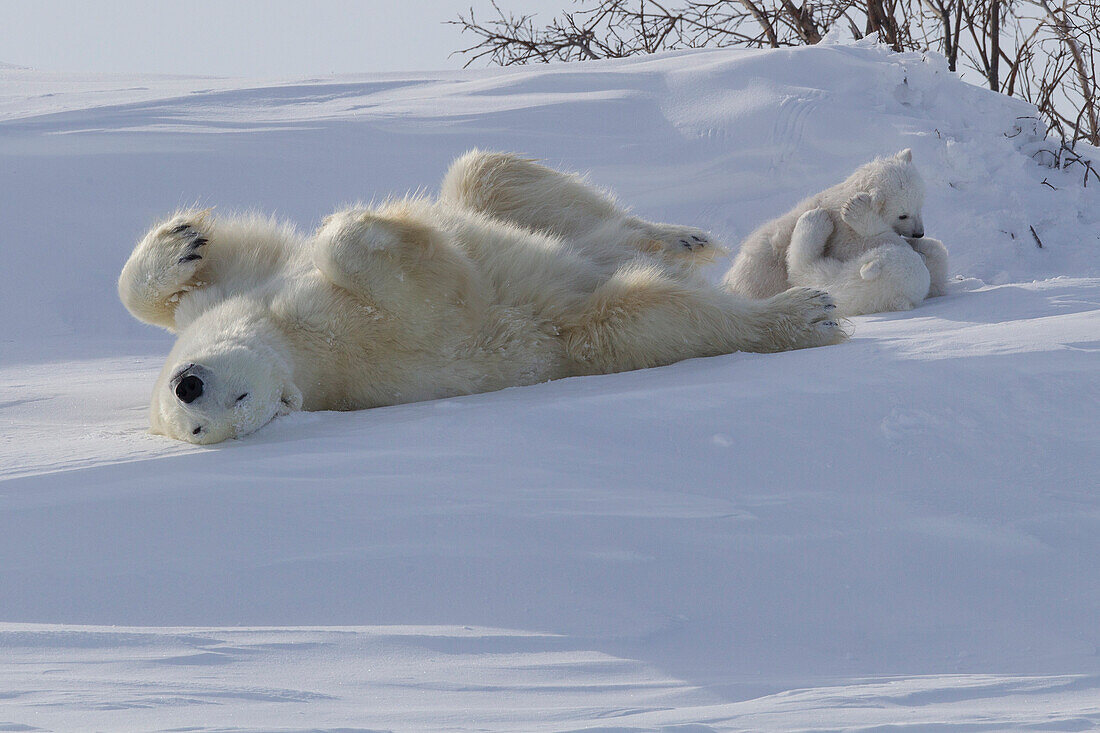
[
  {"x1": 787, "y1": 208, "x2": 932, "y2": 316},
  {"x1": 119, "y1": 151, "x2": 845, "y2": 444},
  {"x1": 441, "y1": 150, "x2": 723, "y2": 274},
  {"x1": 724, "y1": 149, "x2": 949, "y2": 304}
]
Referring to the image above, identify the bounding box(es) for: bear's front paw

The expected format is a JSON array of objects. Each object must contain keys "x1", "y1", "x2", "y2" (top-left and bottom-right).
[
  {"x1": 139, "y1": 215, "x2": 212, "y2": 299},
  {"x1": 118, "y1": 211, "x2": 216, "y2": 327},
  {"x1": 164, "y1": 220, "x2": 209, "y2": 265}
]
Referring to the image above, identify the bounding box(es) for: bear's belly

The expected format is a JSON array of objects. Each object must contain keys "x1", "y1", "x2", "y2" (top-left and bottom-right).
[{"x1": 278, "y1": 282, "x2": 567, "y2": 412}]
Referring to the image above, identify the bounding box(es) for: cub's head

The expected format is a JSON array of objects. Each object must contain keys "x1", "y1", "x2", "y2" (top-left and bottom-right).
[
  {"x1": 150, "y1": 313, "x2": 302, "y2": 444},
  {"x1": 845, "y1": 148, "x2": 926, "y2": 238}
]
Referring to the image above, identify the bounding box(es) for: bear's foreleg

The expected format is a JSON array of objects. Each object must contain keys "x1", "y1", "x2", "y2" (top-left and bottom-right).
[{"x1": 118, "y1": 212, "x2": 215, "y2": 331}]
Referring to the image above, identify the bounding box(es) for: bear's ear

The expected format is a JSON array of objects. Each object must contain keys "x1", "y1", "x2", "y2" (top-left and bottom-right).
[{"x1": 895, "y1": 148, "x2": 913, "y2": 163}]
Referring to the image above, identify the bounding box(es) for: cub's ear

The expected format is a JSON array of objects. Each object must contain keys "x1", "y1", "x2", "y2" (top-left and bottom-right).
[{"x1": 895, "y1": 148, "x2": 913, "y2": 163}]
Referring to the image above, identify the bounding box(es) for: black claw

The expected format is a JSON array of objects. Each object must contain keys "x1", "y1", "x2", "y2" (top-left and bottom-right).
[
  {"x1": 680, "y1": 240, "x2": 692, "y2": 248},
  {"x1": 190, "y1": 237, "x2": 208, "y2": 248},
  {"x1": 692, "y1": 235, "x2": 705, "y2": 242},
  {"x1": 170, "y1": 223, "x2": 191, "y2": 234},
  {"x1": 179, "y1": 253, "x2": 202, "y2": 263},
  {"x1": 824, "y1": 303, "x2": 837, "y2": 310},
  {"x1": 823, "y1": 321, "x2": 838, "y2": 327}
]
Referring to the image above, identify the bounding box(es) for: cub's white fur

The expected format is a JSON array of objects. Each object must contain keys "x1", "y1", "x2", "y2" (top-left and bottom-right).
[
  {"x1": 724, "y1": 149, "x2": 949, "y2": 309},
  {"x1": 120, "y1": 151, "x2": 845, "y2": 444},
  {"x1": 787, "y1": 208, "x2": 931, "y2": 316}
]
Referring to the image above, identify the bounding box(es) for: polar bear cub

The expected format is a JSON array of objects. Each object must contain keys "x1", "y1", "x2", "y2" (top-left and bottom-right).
[
  {"x1": 786, "y1": 208, "x2": 931, "y2": 316},
  {"x1": 724, "y1": 149, "x2": 949, "y2": 310}
]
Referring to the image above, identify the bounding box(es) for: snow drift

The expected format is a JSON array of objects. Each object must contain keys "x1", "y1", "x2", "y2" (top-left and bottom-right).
[{"x1": 1, "y1": 40, "x2": 1098, "y2": 732}]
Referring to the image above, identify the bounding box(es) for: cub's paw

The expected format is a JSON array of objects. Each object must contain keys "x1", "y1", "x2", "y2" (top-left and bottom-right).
[
  {"x1": 789, "y1": 208, "x2": 835, "y2": 267},
  {"x1": 794, "y1": 208, "x2": 835, "y2": 240},
  {"x1": 840, "y1": 192, "x2": 885, "y2": 237}
]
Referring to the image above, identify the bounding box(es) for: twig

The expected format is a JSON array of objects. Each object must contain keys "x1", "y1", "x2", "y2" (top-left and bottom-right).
[{"x1": 1029, "y1": 224, "x2": 1044, "y2": 248}]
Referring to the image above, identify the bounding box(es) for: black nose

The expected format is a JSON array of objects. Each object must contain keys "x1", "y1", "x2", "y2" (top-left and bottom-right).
[
  {"x1": 913, "y1": 229, "x2": 925, "y2": 239},
  {"x1": 175, "y1": 374, "x2": 204, "y2": 403}
]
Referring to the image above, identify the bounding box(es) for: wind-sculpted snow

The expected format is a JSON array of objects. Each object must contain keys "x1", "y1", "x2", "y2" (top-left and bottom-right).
[{"x1": 1, "y1": 42, "x2": 1098, "y2": 731}]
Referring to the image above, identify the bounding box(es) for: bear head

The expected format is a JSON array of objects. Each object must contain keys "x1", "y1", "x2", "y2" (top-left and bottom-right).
[
  {"x1": 842, "y1": 149, "x2": 927, "y2": 239},
  {"x1": 149, "y1": 305, "x2": 303, "y2": 444}
]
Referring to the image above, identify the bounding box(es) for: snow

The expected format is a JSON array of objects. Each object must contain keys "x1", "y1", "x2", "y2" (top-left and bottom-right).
[{"x1": 1, "y1": 42, "x2": 1099, "y2": 732}]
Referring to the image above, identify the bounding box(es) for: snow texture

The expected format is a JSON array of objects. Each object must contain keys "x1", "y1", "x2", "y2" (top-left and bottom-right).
[{"x1": 1, "y1": 41, "x2": 1098, "y2": 732}]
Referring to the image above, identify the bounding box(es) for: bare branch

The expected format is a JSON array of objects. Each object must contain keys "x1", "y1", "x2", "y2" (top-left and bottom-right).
[{"x1": 451, "y1": 0, "x2": 1100, "y2": 148}]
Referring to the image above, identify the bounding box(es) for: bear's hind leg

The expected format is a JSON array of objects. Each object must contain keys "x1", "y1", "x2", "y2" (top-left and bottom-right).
[
  {"x1": 441, "y1": 150, "x2": 621, "y2": 238},
  {"x1": 440, "y1": 149, "x2": 718, "y2": 268}
]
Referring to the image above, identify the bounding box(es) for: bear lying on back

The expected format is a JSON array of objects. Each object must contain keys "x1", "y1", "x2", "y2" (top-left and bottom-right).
[
  {"x1": 723, "y1": 149, "x2": 949, "y2": 314},
  {"x1": 118, "y1": 151, "x2": 846, "y2": 444}
]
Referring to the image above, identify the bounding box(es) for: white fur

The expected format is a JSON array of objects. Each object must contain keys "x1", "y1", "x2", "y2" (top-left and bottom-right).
[
  {"x1": 787, "y1": 209, "x2": 931, "y2": 316},
  {"x1": 119, "y1": 151, "x2": 846, "y2": 444},
  {"x1": 724, "y1": 149, "x2": 949, "y2": 306},
  {"x1": 440, "y1": 150, "x2": 725, "y2": 274}
]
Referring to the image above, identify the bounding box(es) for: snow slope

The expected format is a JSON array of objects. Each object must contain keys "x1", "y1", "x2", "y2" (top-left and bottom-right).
[{"x1": 1, "y1": 41, "x2": 1099, "y2": 731}]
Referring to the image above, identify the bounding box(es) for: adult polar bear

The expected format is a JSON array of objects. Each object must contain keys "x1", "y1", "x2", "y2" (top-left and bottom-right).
[
  {"x1": 119, "y1": 151, "x2": 845, "y2": 444},
  {"x1": 723, "y1": 149, "x2": 949, "y2": 313}
]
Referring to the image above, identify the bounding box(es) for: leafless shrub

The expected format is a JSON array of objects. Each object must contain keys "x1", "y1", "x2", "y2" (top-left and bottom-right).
[{"x1": 452, "y1": 0, "x2": 1100, "y2": 147}]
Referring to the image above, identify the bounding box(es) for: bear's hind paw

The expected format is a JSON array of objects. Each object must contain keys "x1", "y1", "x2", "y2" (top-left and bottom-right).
[
  {"x1": 635, "y1": 221, "x2": 722, "y2": 262},
  {"x1": 762, "y1": 287, "x2": 848, "y2": 350}
]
